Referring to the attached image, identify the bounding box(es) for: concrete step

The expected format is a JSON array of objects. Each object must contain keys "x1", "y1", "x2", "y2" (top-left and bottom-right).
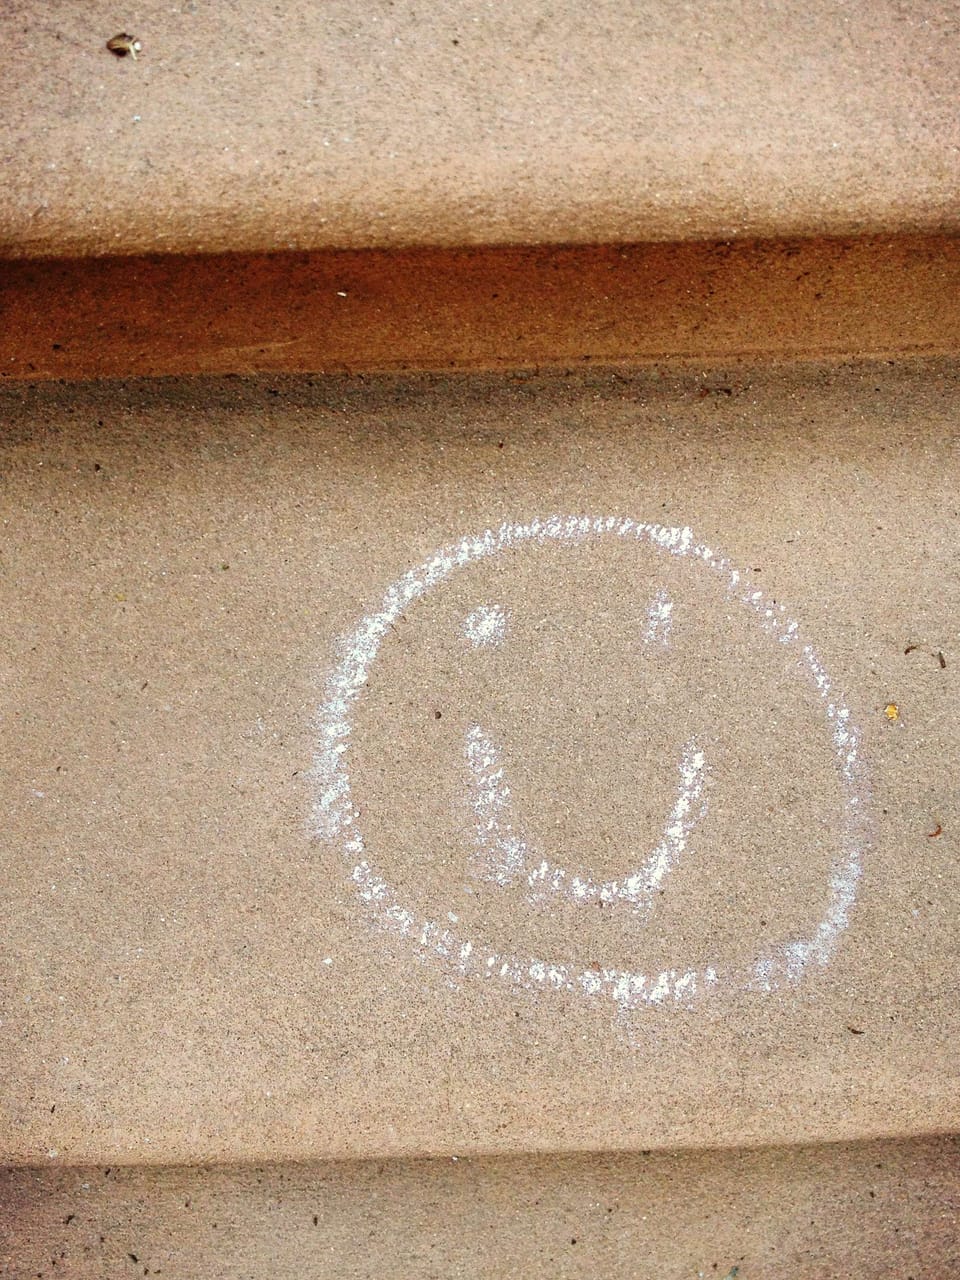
[
  {"x1": 2, "y1": 1, "x2": 959, "y2": 260},
  {"x1": 4, "y1": 1135, "x2": 958, "y2": 1278},
  {"x1": 3, "y1": 235, "x2": 960, "y2": 381},
  {"x1": 1, "y1": 361, "x2": 958, "y2": 1171}
]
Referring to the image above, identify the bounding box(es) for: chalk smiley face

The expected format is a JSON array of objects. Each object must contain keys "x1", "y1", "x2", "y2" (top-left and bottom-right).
[{"x1": 313, "y1": 516, "x2": 867, "y2": 1012}]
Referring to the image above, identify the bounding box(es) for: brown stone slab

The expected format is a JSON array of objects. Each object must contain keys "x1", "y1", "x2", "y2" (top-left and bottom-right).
[
  {"x1": 1, "y1": 2, "x2": 959, "y2": 260},
  {"x1": 3, "y1": 1136, "x2": 959, "y2": 1278},
  {"x1": 1, "y1": 362, "x2": 959, "y2": 1168},
  {"x1": 2, "y1": 236, "x2": 960, "y2": 382}
]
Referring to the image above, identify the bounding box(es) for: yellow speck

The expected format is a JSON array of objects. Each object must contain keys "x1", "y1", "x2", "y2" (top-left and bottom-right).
[{"x1": 884, "y1": 702, "x2": 900, "y2": 721}]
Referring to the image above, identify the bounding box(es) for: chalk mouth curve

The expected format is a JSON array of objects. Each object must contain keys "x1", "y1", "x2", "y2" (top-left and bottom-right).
[{"x1": 465, "y1": 721, "x2": 708, "y2": 917}]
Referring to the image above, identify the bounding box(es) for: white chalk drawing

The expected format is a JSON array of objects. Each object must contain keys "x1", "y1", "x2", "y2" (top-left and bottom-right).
[
  {"x1": 643, "y1": 587, "x2": 674, "y2": 647},
  {"x1": 463, "y1": 604, "x2": 507, "y2": 649},
  {"x1": 466, "y1": 722, "x2": 706, "y2": 913},
  {"x1": 312, "y1": 516, "x2": 867, "y2": 1012}
]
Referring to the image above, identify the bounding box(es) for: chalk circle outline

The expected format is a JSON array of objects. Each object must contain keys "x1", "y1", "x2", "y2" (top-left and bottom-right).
[{"x1": 312, "y1": 516, "x2": 867, "y2": 1012}]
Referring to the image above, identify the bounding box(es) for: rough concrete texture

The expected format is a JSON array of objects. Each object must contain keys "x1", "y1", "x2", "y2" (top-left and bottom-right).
[
  {"x1": 1, "y1": 1, "x2": 959, "y2": 259},
  {"x1": 3, "y1": 1136, "x2": 959, "y2": 1278},
  {"x1": 1, "y1": 362, "x2": 958, "y2": 1175},
  {"x1": 3, "y1": 236, "x2": 960, "y2": 382}
]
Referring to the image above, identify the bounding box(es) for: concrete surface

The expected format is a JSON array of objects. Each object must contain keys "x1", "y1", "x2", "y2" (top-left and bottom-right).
[
  {"x1": 3, "y1": 236, "x2": 960, "y2": 382},
  {"x1": 4, "y1": 3, "x2": 960, "y2": 1273},
  {"x1": 3, "y1": 1136, "x2": 958, "y2": 1278},
  {"x1": 2, "y1": 1, "x2": 959, "y2": 259},
  {"x1": 1, "y1": 362, "x2": 958, "y2": 1173}
]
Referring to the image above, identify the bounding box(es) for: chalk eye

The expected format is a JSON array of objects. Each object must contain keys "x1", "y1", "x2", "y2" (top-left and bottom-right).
[{"x1": 463, "y1": 604, "x2": 507, "y2": 649}]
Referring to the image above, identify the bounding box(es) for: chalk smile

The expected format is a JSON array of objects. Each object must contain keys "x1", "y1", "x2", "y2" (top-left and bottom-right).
[{"x1": 465, "y1": 723, "x2": 707, "y2": 912}]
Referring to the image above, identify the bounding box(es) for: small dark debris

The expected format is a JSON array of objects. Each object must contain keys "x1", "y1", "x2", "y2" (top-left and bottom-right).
[
  {"x1": 313, "y1": 1214, "x2": 318, "y2": 1226},
  {"x1": 63, "y1": 1214, "x2": 74, "y2": 1225},
  {"x1": 107, "y1": 33, "x2": 142, "y2": 58},
  {"x1": 846, "y1": 1025, "x2": 865, "y2": 1035},
  {"x1": 52, "y1": 343, "x2": 62, "y2": 351},
  {"x1": 94, "y1": 463, "x2": 102, "y2": 472},
  {"x1": 904, "y1": 644, "x2": 947, "y2": 669},
  {"x1": 927, "y1": 823, "x2": 943, "y2": 839},
  {"x1": 128, "y1": 1255, "x2": 138, "y2": 1264},
  {"x1": 570, "y1": 1238, "x2": 577, "y2": 1245},
  {"x1": 434, "y1": 710, "x2": 442, "y2": 719}
]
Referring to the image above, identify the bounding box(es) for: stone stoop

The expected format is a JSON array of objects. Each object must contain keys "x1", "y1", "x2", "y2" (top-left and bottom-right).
[{"x1": 1, "y1": 3, "x2": 959, "y2": 1276}]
